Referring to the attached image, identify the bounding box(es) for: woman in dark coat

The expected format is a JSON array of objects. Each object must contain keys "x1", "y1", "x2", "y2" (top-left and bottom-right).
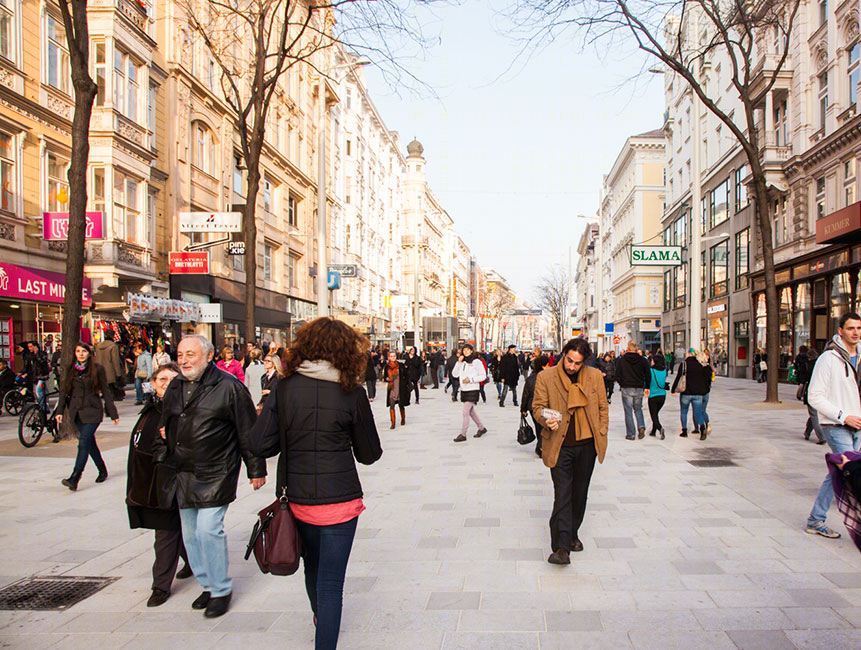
[
  {"x1": 249, "y1": 318, "x2": 382, "y2": 650},
  {"x1": 521, "y1": 355, "x2": 549, "y2": 456},
  {"x1": 384, "y1": 350, "x2": 411, "y2": 428},
  {"x1": 406, "y1": 347, "x2": 422, "y2": 403},
  {"x1": 58, "y1": 342, "x2": 119, "y2": 491},
  {"x1": 126, "y1": 362, "x2": 192, "y2": 607},
  {"x1": 260, "y1": 353, "x2": 286, "y2": 407},
  {"x1": 364, "y1": 351, "x2": 378, "y2": 401}
]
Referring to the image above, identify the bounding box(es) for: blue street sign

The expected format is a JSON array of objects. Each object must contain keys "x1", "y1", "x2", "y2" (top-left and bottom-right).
[
  {"x1": 605, "y1": 323, "x2": 614, "y2": 333},
  {"x1": 327, "y1": 270, "x2": 341, "y2": 290}
]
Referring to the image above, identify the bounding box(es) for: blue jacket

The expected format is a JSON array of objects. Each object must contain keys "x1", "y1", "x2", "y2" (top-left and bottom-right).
[{"x1": 649, "y1": 368, "x2": 668, "y2": 397}]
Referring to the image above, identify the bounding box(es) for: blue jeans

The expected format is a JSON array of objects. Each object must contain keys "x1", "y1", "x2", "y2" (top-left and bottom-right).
[
  {"x1": 620, "y1": 387, "x2": 645, "y2": 438},
  {"x1": 179, "y1": 505, "x2": 231, "y2": 597},
  {"x1": 701, "y1": 392, "x2": 710, "y2": 424},
  {"x1": 72, "y1": 420, "x2": 106, "y2": 475},
  {"x1": 296, "y1": 516, "x2": 358, "y2": 650},
  {"x1": 438, "y1": 366, "x2": 444, "y2": 384},
  {"x1": 34, "y1": 379, "x2": 47, "y2": 411},
  {"x1": 807, "y1": 425, "x2": 861, "y2": 526},
  {"x1": 679, "y1": 394, "x2": 705, "y2": 430}
]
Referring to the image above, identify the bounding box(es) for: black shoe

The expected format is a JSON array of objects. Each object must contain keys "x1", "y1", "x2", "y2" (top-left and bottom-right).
[
  {"x1": 191, "y1": 591, "x2": 211, "y2": 610},
  {"x1": 571, "y1": 537, "x2": 584, "y2": 552},
  {"x1": 680, "y1": 429, "x2": 688, "y2": 438},
  {"x1": 204, "y1": 593, "x2": 231, "y2": 618},
  {"x1": 176, "y1": 564, "x2": 193, "y2": 580},
  {"x1": 451, "y1": 395, "x2": 457, "y2": 402},
  {"x1": 803, "y1": 432, "x2": 811, "y2": 440},
  {"x1": 134, "y1": 402, "x2": 143, "y2": 406},
  {"x1": 61, "y1": 472, "x2": 81, "y2": 491},
  {"x1": 535, "y1": 447, "x2": 542, "y2": 457},
  {"x1": 453, "y1": 434, "x2": 467, "y2": 442},
  {"x1": 147, "y1": 588, "x2": 170, "y2": 607},
  {"x1": 499, "y1": 401, "x2": 504, "y2": 407},
  {"x1": 816, "y1": 439, "x2": 827, "y2": 445},
  {"x1": 474, "y1": 428, "x2": 487, "y2": 438},
  {"x1": 649, "y1": 431, "x2": 656, "y2": 437},
  {"x1": 548, "y1": 549, "x2": 570, "y2": 565},
  {"x1": 95, "y1": 471, "x2": 108, "y2": 483},
  {"x1": 700, "y1": 425, "x2": 708, "y2": 441}
]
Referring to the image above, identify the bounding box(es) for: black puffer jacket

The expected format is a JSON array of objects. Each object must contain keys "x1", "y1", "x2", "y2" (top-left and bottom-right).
[
  {"x1": 249, "y1": 370, "x2": 382, "y2": 505},
  {"x1": 406, "y1": 354, "x2": 423, "y2": 382},
  {"x1": 500, "y1": 352, "x2": 520, "y2": 387},
  {"x1": 153, "y1": 362, "x2": 265, "y2": 509}
]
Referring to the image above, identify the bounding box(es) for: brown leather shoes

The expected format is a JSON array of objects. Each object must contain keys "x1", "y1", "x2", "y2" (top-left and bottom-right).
[
  {"x1": 548, "y1": 549, "x2": 570, "y2": 565},
  {"x1": 571, "y1": 537, "x2": 584, "y2": 552}
]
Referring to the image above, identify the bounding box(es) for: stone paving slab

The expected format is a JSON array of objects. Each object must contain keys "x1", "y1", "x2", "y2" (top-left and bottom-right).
[{"x1": 1, "y1": 377, "x2": 861, "y2": 648}]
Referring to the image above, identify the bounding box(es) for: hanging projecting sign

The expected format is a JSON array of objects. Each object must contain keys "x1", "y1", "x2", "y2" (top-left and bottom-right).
[
  {"x1": 630, "y1": 245, "x2": 683, "y2": 266},
  {"x1": 169, "y1": 252, "x2": 209, "y2": 274},
  {"x1": 178, "y1": 212, "x2": 242, "y2": 232},
  {"x1": 42, "y1": 212, "x2": 104, "y2": 240},
  {"x1": 227, "y1": 241, "x2": 245, "y2": 255}
]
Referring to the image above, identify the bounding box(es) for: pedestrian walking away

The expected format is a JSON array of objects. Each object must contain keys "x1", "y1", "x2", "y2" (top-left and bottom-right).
[
  {"x1": 244, "y1": 348, "x2": 265, "y2": 406},
  {"x1": 499, "y1": 345, "x2": 520, "y2": 407},
  {"x1": 444, "y1": 349, "x2": 460, "y2": 401},
  {"x1": 796, "y1": 345, "x2": 826, "y2": 444},
  {"x1": 249, "y1": 317, "x2": 382, "y2": 650},
  {"x1": 614, "y1": 341, "x2": 651, "y2": 440},
  {"x1": 805, "y1": 312, "x2": 861, "y2": 539},
  {"x1": 671, "y1": 349, "x2": 710, "y2": 439},
  {"x1": 452, "y1": 344, "x2": 488, "y2": 442},
  {"x1": 597, "y1": 352, "x2": 615, "y2": 403},
  {"x1": 532, "y1": 338, "x2": 608, "y2": 564},
  {"x1": 406, "y1": 347, "x2": 422, "y2": 403},
  {"x1": 648, "y1": 354, "x2": 668, "y2": 439},
  {"x1": 365, "y1": 351, "x2": 378, "y2": 401},
  {"x1": 58, "y1": 342, "x2": 120, "y2": 490},
  {"x1": 521, "y1": 355, "x2": 549, "y2": 457},
  {"x1": 152, "y1": 334, "x2": 266, "y2": 618},
  {"x1": 429, "y1": 348, "x2": 442, "y2": 389},
  {"x1": 384, "y1": 350, "x2": 410, "y2": 428},
  {"x1": 126, "y1": 361, "x2": 193, "y2": 608},
  {"x1": 132, "y1": 342, "x2": 153, "y2": 405}
]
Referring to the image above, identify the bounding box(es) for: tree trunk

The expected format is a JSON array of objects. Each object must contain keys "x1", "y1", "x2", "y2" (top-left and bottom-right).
[
  {"x1": 754, "y1": 177, "x2": 781, "y2": 402},
  {"x1": 243, "y1": 160, "x2": 261, "y2": 346}
]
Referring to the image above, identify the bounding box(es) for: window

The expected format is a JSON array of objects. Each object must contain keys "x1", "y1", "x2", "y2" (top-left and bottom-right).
[
  {"x1": 233, "y1": 157, "x2": 244, "y2": 197},
  {"x1": 263, "y1": 178, "x2": 272, "y2": 213},
  {"x1": 774, "y1": 100, "x2": 787, "y2": 146},
  {"x1": 147, "y1": 85, "x2": 155, "y2": 148},
  {"x1": 819, "y1": 71, "x2": 828, "y2": 133},
  {"x1": 701, "y1": 251, "x2": 706, "y2": 300},
  {"x1": 674, "y1": 263, "x2": 686, "y2": 308},
  {"x1": 146, "y1": 190, "x2": 155, "y2": 245},
  {"x1": 233, "y1": 252, "x2": 244, "y2": 271},
  {"x1": 93, "y1": 42, "x2": 106, "y2": 106},
  {"x1": 700, "y1": 196, "x2": 707, "y2": 235},
  {"x1": 346, "y1": 140, "x2": 351, "y2": 156},
  {"x1": 820, "y1": 0, "x2": 827, "y2": 26},
  {"x1": 845, "y1": 158, "x2": 856, "y2": 206},
  {"x1": 816, "y1": 176, "x2": 826, "y2": 219},
  {"x1": 674, "y1": 212, "x2": 687, "y2": 246},
  {"x1": 345, "y1": 176, "x2": 351, "y2": 204},
  {"x1": 287, "y1": 194, "x2": 297, "y2": 228},
  {"x1": 346, "y1": 87, "x2": 351, "y2": 109},
  {"x1": 194, "y1": 123, "x2": 215, "y2": 174},
  {"x1": 345, "y1": 224, "x2": 351, "y2": 252},
  {"x1": 850, "y1": 43, "x2": 859, "y2": 106},
  {"x1": 263, "y1": 244, "x2": 272, "y2": 280},
  {"x1": 710, "y1": 178, "x2": 730, "y2": 229},
  {"x1": 0, "y1": 0, "x2": 14, "y2": 62},
  {"x1": 47, "y1": 15, "x2": 70, "y2": 94},
  {"x1": 113, "y1": 49, "x2": 140, "y2": 122},
  {"x1": 663, "y1": 270, "x2": 672, "y2": 312},
  {"x1": 47, "y1": 152, "x2": 69, "y2": 212},
  {"x1": 288, "y1": 254, "x2": 296, "y2": 288},
  {"x1": 735, "y1": 166, "x2": 748, "y2": 212},
  {"x1": 735, "y1": 228, "x2": 749, "y2": 290},
  {"x1": 0, "y1": 132, "x2": 13, "y2": 213},
  {"x1": 113, "y1": 171, "x2": 140, "y2": 243},
  {"x1": 91, "y1": 167, "x2": 105, "y2": 215},
  {"x1": 710, "y1": 240, "x2": 729, "y2": 297}
]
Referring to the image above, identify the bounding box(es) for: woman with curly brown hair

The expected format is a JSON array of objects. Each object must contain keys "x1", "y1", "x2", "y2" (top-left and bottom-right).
[{"x1": 249, "y1": 317, "x2": 382, "y2": 650}]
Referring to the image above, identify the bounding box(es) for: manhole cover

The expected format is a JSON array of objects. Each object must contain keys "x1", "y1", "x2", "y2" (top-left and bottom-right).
[
  {"x1": 687, "y1": 460, "x2": 737, "y2": 467},
  {"x1": 0, "y1": 576, "x2": 118, "y2": 610}
]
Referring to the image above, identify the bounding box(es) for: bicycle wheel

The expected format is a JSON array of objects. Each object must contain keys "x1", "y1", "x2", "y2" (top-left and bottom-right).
[
  {"x1": 4, "y1": 390, "x2": 24, "y2": 415},
  {"x1": 18, "y1": 404, "x2": 45, "y2": 448}
]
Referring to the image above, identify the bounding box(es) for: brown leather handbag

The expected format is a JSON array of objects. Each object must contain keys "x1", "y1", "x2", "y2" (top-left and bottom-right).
[{"x1": 245, "y1": 488, "x2": 302, "y2": 576}]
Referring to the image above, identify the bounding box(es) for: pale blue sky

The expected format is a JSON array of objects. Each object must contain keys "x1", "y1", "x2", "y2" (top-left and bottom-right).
[{"x1": 364, "y1": 0, "x2": 666, "y2": 300}]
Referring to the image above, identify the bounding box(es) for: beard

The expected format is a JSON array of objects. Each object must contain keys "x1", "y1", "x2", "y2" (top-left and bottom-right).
[{"x1": 182, "y1": 361, "x2": 207, "y2": 381}]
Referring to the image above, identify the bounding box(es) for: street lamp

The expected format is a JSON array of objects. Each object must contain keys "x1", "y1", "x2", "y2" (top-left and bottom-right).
[{"x1": 316, "y1": 57, "x2": 371, "y2": 318}]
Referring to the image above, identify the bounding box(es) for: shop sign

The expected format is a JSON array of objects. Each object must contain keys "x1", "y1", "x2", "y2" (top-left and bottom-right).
[
  {"x1": 227, "y1": 241, "x2": 245, "y2": 255},
  {"x1": 198, "y1": 303, "x2": 223, "y2": 323},
  {"x1": 42, "y1": 212, "x2": 104, "y2": 240},
  {"x1": 816, "y1": 202, "x2": 861, "y2": 244},
  {"x1": 630, "y1": 245, "x2": 683, "y2": 266},
  {"x1": 178, "y1": 212, "x2": 242, "y2": 233},
  {"x1": 169, "y1": 252, "x2": 209, "y2": 274},
  {"x1": 0, "y1": 262, "x2": 91, "y2": 306},
  {"x1": 707, "y1": 303, "x2": 727, "y2": 315},
  {"x1": 327, "y1": 263, "x2": 358, "y2": 278},
  {"x1": 128, "y1": 293, "x2": 202, "y2": 322}
]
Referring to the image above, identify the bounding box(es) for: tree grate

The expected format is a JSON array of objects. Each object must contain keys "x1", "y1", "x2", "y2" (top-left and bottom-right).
[
  {"x1": 687, "y1": 459, "x2": 737, "y2": 468},
  {"x1": 0, "y1": 576, "x2": 118, "y2": 610}
]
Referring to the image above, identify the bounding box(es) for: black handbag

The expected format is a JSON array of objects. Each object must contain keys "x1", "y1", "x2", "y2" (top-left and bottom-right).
[{"x1": 517, "y1": 414, "x2": 535, "y2": 445}]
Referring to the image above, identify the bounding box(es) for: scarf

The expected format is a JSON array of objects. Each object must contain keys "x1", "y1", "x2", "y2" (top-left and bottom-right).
[
  {"x1": 296, "y1": 360, "x2": 341, "y2": 383},
  {"x1": 387, "y1": 360, "x2": 399, "y2": 385},
  {"x1": 825, "y1": 335, "x2": 861, "y2": 392},
  {"x1": 826, "y1": 450, "x2": 861, "y2": 553},
  {"x1": 74, "y1": 360, "x2": 87, "y2": 372}
]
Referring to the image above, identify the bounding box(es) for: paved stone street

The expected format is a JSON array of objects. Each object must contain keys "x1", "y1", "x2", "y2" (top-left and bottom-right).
[{"x1": 0, "y1": 375, "x2": 860, "y2": 649}]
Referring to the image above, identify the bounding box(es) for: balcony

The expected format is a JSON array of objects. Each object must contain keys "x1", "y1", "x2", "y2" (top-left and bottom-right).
[
  {"x1": 89, "y1": 109, "x2": 151, "y2": 153},
  {"x1": 401, "y1": 234, "x2": 429, "y2": 247},
  {"x1": 750, "y1": 52, "x2": 792, "y2": 103},
  {"x1": 85, "y1": 240, "x2": 156, "y2": 277},
  {"x1": 759, "y1": 144, "x2": 792, "y2": 192}
]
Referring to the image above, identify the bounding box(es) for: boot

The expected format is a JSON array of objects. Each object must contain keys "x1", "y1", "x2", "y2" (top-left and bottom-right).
[
  {"x1": 400, "y1": 406, "x2": 406, "y2": 426},
  {"x1": 389, "y1": 410, "x2": 396, "y2": 429},
  {"x1": 680, "y1": 428, "x2": 688, "y2": 438},
  {"x1": 62, "y1": 471, "x2": 82, "y2": 491},
  {"x1": 700, "y1": 425, "x2": 708, "y2": 441},
  {"x1": 95, "y1": 469, "x2": 108, "y2": 483}
]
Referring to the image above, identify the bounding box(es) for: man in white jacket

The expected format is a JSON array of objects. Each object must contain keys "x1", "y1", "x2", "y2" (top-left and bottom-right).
[
  {"x1": 805, "y1": 312, "x2": 861, "y2": 538},
  {"x1": 452, "y1": 344, "x2": 488, "y2": 442}
]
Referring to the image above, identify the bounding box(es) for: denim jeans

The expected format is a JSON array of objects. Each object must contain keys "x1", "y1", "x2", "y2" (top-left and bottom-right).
[
  {"x1": 179, "y1": 505, "x2": 232, "y2": 597},
  {"x1": 438, "y1": 366, "x2": 445, "y2": 384},
  {"x1": 679, "y1": 394, "x2": 705, "y2": 430},
  {"x1": 296, "y1": 516, "x2": 358, "y2": 650},
  {"x1": 73, "y1": 420, "x2": 106, "y2": 475},
  {"x1": 701, "y1": 392, "x2": 710, "y2": 424},
  {"x1": 500, "y1": 384, "x2": 517, "y2": 405},
  {"x1": 807, "y1": 425, "x2": 861, "y2": 526},
  {"x1": 620, "y1": 388, "x2": 645, "y2": 438},
  {"x1": 34, "y1": 379, "x2": 47, "y2": 411}
]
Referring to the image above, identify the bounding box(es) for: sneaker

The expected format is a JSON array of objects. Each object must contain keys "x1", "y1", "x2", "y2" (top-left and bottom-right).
[
  {"x1": 474, "y1": 428, "x2": 487, "y2": 438},
  {"x1": 548, "y1": 549, "x2": 570, "y2": 565},
  {"x1": 637, "y1": 427, "x2": 645, "y2": 439},
  {"x1": 806, "y1": 523, "x2": 841, "y2": 538},
  {"x1": 626, "y1": 436, "x2": 635, "y2": 440},
  {"x1": 453, "y1": 434, "x2": 467, "y2": 443}
]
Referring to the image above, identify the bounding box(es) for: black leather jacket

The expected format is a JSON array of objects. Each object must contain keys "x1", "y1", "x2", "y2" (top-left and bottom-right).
[{"x1": 153, "y1": 362, "x2": 265, "y2": 508}]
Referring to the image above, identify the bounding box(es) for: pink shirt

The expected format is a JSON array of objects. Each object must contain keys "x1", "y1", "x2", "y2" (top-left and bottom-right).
[{"x1": 290, "y1": 499, "x2": 365, "y2": 526}]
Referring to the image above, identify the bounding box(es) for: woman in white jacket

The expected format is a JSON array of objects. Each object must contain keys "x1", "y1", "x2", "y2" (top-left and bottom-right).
[{"x1": 452, "y1": 344, "x2": 488, "y2": 442}]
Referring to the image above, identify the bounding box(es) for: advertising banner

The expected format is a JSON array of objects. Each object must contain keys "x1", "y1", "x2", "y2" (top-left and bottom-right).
[
  {"x1": 0, "y1": 263, "x2": 91, "y2": 306},
  {"x1": 127, "y1": 293, "x2": 202, "y2": 322},
  {"x1": 42, "y1": 212, "x2": 104, "y2": 240},
  {"x1": 178, "y1": 212, "x2": 242, "y2": 232},
  {"x1": 169, "y1": 252, "x2": 209, "y2": 274},
  {"x1": 629, "y1": 245, "x2": 683, "y2": 266}
]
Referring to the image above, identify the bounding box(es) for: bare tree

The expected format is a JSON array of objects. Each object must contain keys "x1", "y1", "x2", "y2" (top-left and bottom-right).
[
  {"x1": 57, "y1": 0, "x2": 98, "y2": 371},
  {"x1": 512, "y1": 0, "x2": 800, "y2": 401},
  {"x1": 182, "y1": 0, "x2": 433, "y2": 340},
  {"x1": 535, "y1": 265, "x2": 569, "y2": 350},
  {"x1": 484, "y1": 283, "x2": 514, "y2": 349}
]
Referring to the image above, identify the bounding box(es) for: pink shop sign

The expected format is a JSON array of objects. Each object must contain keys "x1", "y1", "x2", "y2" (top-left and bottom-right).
[
  {"x1": 42, "y1": 212, "x2": 105, "y2": 241},
  {"x1": 0, "y1": 263, "x2": 92, "y2": 307}
]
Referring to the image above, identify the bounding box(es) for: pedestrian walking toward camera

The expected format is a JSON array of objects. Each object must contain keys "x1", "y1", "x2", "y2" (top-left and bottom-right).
[
  {"x1": 671, "y1": 349, "x2": 710, "y2": 439},
  {"x1": 796, "y1": 345, "x2": 825, "y2": 444},
  {"x1": 384, "y1": 350, "x2": 410, "y2": 428},
  {"x1": 648, "y1": 355, "x2": 667, "y2": 439},
  {"x1": 489, "y1": 349, "x2": 503, "y2": 399},
  {"x1": 444, "y1": 349, "x2": 460, "y2": 401},
  {"x1": 244, "y1": 348, "x2": 265, "y2": 406},
  {"x1": 260, "y1": 353, "x2": 285, "y2": 408},
  {"x1": 804, "y1": 312, "x2": 861, "y2": 539},
  {"x1": 521, "y1": 355, "x2": 549, "y2": 456},
  {"x1": 249, "y1": 318, "x2": 382, "y2": 650},
  {"x1": 499, "y1": 345, "x2": 520, "y2": 407},
  {"x1": 533, "y1": 339, "x2": 608, "y2": 564},
  {"x1": 152, "y1": 335, "x2": 266, "y2": 618},
  {"x1": 58, "y1": 342, "x2": 119, "y2": 491},
  {"x1": 133, "y1": 343, "x2": 153, "y2": 406},
  {"x1": 406, "y1": 347, "x2": 422, "y2": 403},
  {"x1": 452, "y1": 344, "x2": 487, "y2": 442},
  {"x1": 597, "y1": 352, "x2": 615, "y2": 403},
  {"x1": 614, "y1": 341, "x2": 651, "y2": 440},
  {"x1": 429, "y1": 349, "x2": 442, "y2": 389},
  {"x1": 126, "y1": 361, "x2": 193, "y2": 608},
  {"x1": 216, "y1": 344, "x2": 245, "y2": 383},
  {"x1": 365, "y1": 351, "x2": 378, "y2": 401}
]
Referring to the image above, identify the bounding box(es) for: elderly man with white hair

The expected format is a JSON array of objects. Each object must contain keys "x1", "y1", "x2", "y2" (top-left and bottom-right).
[{"x1": 152, "y1": 335, "x2": 266, "y2": 618}]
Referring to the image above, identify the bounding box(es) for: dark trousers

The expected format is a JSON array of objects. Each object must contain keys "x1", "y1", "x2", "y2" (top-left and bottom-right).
[
  {"x1": 430, "y1": 368, "x2": 439, "y2": 388},
  {"x1": 532, "y1": 416, "x2": 542, "y2": 455},
  {"x1": 365, "y1": 380, "x2": 376, "y2": 400},
  {"x1": 152, "y1": 528, "x2": 189, "y2": 592},
  {"x1": 411, "y1": 379, "x2": 420, "y2": 402},
  {"x1": 478, "y1": 384, "x2": 486, "y2": 402},
  {"x1": 500, "y1": 384, "x2": 518, "y2": 406},
  {"x1": 446, "y1": 377, "x2": 459, "y2": 399},
  {"x1": 648, "y1": 395, "x2": 666, "y2": 434},
  {"x1": 549, "y1": 443, "x2": 597, "y2": 552},
  {"x1": 72, "y1": 420, "x2": 106, "y2": 475},
  {"x1": 296, "y1": 517, "x2": 358, "y2": 650},
  {"x1": 604, "y1": 379, "x2": 614, "y2": 401}
]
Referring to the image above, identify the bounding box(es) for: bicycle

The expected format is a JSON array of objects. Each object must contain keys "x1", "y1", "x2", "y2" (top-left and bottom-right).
[
  {"x1": 4, "y1": 380, "x2": 34, "y2": 415},
  {"x1": 18, "y1": 403, "x2": 59, "y2": 448}
]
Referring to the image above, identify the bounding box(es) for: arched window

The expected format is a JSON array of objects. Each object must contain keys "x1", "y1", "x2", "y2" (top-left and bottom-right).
[{"x1": 193, "y1": 122, "x2": 215, "y2": 174}]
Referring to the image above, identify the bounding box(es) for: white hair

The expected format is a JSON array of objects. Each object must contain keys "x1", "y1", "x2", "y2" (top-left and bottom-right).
[{"x1": 180, "y1": 334, "x2": 214, "y2": 356}]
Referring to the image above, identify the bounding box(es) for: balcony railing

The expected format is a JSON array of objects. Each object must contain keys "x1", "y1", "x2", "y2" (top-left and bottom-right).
[{"x1": 86, "y1": 240, "x2": 156, "y2": 276}]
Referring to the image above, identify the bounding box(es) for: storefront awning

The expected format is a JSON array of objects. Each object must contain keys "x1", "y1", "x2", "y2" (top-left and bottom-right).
[{"x1": 817, "y1": 202, "x2": 861, "y2": 245}]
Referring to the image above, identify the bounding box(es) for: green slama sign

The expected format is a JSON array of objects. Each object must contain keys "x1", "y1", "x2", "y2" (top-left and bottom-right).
[{"x1": 629, "y1": 245, "x2": 683, "y2": 266}]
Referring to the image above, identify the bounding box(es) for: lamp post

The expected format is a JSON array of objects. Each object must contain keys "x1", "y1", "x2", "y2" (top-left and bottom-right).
[{"x1": 316, "y1": 58, "x2": 370, "y2": 318}]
